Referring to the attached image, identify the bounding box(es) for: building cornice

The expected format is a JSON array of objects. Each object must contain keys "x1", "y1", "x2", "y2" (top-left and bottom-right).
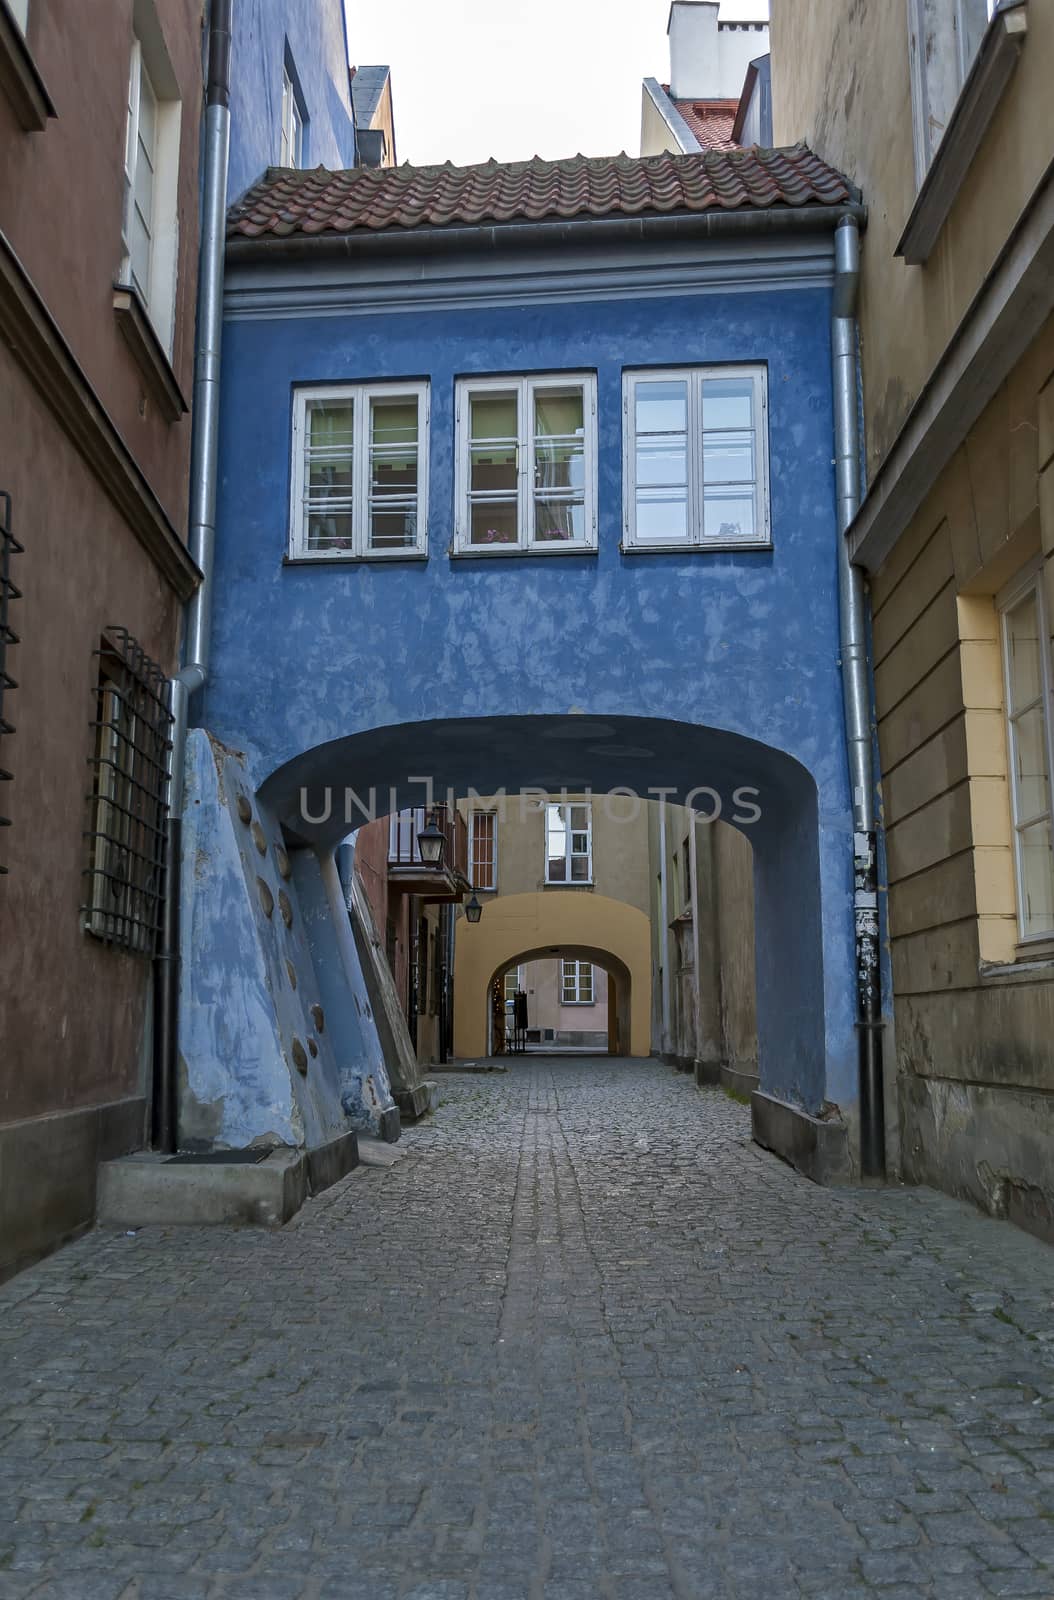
[
  {"x1": 849, "y1": 153, "x2": 1054, "y2": 574},
  {"x1": 224, "y1": 218, "x2": 857, "y2": 323},
  {"x1": 0, "y1": 230, "x2": 201, "y2": 601}
]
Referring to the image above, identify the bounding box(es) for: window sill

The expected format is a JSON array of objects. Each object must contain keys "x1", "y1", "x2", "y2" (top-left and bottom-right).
[
  {"x1": 283, "y1": 550, "x2": 429, "y2": 566},
  {"x1": 0, "y1": 1, "x2": 55, "y2": 131},
  {"x1": 897, "y1": 1, "x2": 1028, "y2": 266},
  {"x1": 543, "y1": 881, "x2": 594, "y2": 889},
  {"x1": 979, "y1": 940, "x2": 1054, "y2": 985},
  {"x1": 620, "y1": 540, "x2": 773, "y2": 555},
  {"x1": 113, "y1": 286, "x2": 187, "y2": 424},
  {"x1": 449, "y1": 544, "x2": 597, "y2": 559}
]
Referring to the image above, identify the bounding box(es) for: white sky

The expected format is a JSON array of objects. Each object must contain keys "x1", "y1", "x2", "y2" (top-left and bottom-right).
[{"x1": 344, "y1": 0, "x2": 770, "y2": 168}]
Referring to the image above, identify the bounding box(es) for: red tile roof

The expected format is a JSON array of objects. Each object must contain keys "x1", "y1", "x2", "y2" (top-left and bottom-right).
[
  {"x1": 228, "y1": 146, "x2": 856, "y2": 244},
  {"x1": 663, "y1": 91, "x2": 740, "y2": 151}
]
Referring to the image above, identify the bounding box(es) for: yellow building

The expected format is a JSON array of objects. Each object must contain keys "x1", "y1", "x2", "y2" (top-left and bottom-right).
[
  {"x1": 772, "y1": 0, "x2": 1054, "y2": 1234},
  {"x1": 452, "y1": 793, "x2": 653, "y2": 1058}
]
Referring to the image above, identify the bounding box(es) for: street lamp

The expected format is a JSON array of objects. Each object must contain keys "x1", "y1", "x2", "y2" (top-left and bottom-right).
[
  {"x1": 416, "y1": 809, "x2": 445, "y2": 866},
  {"x1": 464, "y1": 892, "x2": 483, "y2": 924}
]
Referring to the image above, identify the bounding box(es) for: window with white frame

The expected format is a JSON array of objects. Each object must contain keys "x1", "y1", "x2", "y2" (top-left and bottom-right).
[
  {"x1": 503, "y1": 966, "x2": 524, "y2": 1006},
  {"x1": 454, "y1": 374, "x2": 597, "y2": 554},
  {"x1": 469, "y1": 809, "x2": 497, "y2": 891},
  {"x1": 280, "y1": 64, "x2": 304, "y2": 167},
  {"x1": 907, "y1": 0, "x2": 999, "y2": 181},
  {"x1": 561, "y1": 959, "x2": 594, "y2": 1004},
  {"x1": 623, "y1": 366, "x2": 769, "y2": 550},
  {"x1": 545, "y1": 802, "x2": 592, "y2": 885},
  {"x1": 121, "y1": 11, "x2": 182, "y2": 353},
  {"x1": 290, "y1": 383, "x2": 429, "y2": 560},
  {"x1": 999, "y1": 568, "x2": 1054, "y2": 943}
]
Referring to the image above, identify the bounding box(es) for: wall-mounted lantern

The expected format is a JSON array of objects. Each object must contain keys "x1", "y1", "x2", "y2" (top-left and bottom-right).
[
  {"x1": 464, "y1": 892, "x2": 483, "y2": 924},
  {"x1": 416, "y1": 809, "x2": 446, "y2": 866}
]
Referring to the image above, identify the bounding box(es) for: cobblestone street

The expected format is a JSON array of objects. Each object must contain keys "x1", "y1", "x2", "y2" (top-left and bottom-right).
[{"x1": 2, "y1": 1059, "x2": 1054, "y2": 1600}]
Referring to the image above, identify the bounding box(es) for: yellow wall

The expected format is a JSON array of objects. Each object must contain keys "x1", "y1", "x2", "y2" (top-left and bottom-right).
[
  {"x1": 770, "y1": 0, "x2": 1054, "y2": 472},
  {"x1": 453, "y1": 891, "x2": 653, "y2": 1058}
]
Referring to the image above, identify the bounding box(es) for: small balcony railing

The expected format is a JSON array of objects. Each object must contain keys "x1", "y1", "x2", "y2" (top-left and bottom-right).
[{"x1": 388, "y1": 805, "x2": 469, "y2": 900}]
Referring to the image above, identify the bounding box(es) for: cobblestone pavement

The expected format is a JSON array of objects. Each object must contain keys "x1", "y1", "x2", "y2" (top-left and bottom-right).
[{"x1": 2, "y1": 1059, "x2": 1054, "y2": 1600}]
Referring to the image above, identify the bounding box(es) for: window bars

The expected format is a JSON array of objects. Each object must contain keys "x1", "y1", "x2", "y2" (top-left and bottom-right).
[
  {"x1": 83, "y1": 627, "x2": 172, "y2": 955},
  {"x1": 0, "y1": 493, "x2": 21, "y2": 875}
]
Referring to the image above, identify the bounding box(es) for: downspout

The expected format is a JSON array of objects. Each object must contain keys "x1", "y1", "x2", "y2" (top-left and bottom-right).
[
  {"x1": 153, "y1": 0, "x2": 233, "y2": 1153},
  {"x1": 658, "y1": 801, "x2": 671, "y2": 1059},
  {"x1": 832, "y1": 216, "x2": 885, "y2": 1179}
]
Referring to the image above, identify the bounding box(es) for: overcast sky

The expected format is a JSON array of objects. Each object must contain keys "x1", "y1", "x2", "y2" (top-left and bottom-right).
[{"x1": 344, "y1": 0, "x2": 770, "y2": 168}]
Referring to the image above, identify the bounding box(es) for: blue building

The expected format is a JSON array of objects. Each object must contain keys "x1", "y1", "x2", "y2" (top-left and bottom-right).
[
  {"x1": 225, "y1": 0, "x2": 393, "y2": 204},
  {"x1": 181, "y1": 144, "x2": 873, "y2": 1178}
]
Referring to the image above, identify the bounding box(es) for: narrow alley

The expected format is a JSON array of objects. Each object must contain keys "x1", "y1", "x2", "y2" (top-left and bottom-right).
[{"x1": 2, "y1": 1061, "x2": 1053, "y2": 1600}]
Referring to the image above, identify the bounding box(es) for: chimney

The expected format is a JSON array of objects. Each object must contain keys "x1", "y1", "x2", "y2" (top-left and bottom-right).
[{"x1": 667, "y1": 2, "x2": 769, "y2": 102}]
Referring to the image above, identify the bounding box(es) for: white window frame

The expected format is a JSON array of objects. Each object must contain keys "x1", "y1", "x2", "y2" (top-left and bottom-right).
[
  {"x1": 289, "y1": 381, "x2": 430, "y2": 562},
  {"x1": 453, "y1": 372, "x2": 598, "y2": 556},
  {"x1": 120, "y1": 10, "x2": 182, "y2": 355},
  {"x1": 998, "y1": 561, "x2": 1054, "y2": 945},
  {"x1": 561, "y1": 959, "x2": 595, "y2": 1005},
  {"x1": 469, "y1": 808, "x2": 497, "y2": 892},
  {"x1": 622, "y1": 364, "x2": 770, "y2": 552},
  {"x1": 544, "y1": 801, "x2": 593, "y2": 886},
  {"x1": 280, "y1": 64, "x2": 304, "y2": 168}
]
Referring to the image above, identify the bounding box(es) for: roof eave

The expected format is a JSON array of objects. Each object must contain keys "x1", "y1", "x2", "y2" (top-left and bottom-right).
[{"x1": 226, "y1": 200, "x2": 869, "y2": 266}]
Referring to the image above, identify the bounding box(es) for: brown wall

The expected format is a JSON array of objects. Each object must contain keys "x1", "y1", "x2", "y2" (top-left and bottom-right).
[
  {"x1": 353, "y1": 818, "x2": 444, "y2": 1065},
  {"x1": 0, "y1": 0, "x2": 203, "y2": 1273},
  {"x1": 0, "y1": 0, "x2": 203, "y2": 529}
]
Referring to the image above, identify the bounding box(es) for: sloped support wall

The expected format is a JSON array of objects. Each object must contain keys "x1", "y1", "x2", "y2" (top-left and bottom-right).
[{"x1": 178, "y1": 729, "x2": 394, "y2": 1148}]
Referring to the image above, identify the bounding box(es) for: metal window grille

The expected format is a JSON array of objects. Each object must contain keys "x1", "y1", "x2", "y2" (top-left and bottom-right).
[
  {"x1": 82, "y1": 627, "x2": 172, "y2": 955},
  {"x1": 0, "y1": 492, "x2": 22, "y2": 875}
]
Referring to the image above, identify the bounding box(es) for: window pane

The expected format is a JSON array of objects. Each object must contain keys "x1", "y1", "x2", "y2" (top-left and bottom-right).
[
  {"x1": 1006, "y1": 593, "x2": 1043, "y2": 713},
  {"x1": 470, "y1": 503, "x2": 518, "y2": 545},
  {"x1": 1019, "y1": 819, "x2": 1054, "y2": 938},
  {"x1": 547, "y1": 856, "x2": 567, "y2": 882},
  {"x1": 1012, "y1": 704, "x2": 1051, "y2": 823},
  {"x1": 535, "y1": 390, "x2": 583, "y2": 439},
  {"x1": 369, "y1": 398, "x2": 418, "y2": 549},
  {"x1": 534, "y1": 500, "x2": 584, "y2": 542},
  {"x1": 535, "y1": 439, "x2": 584, "y2": 494},
  {"x1": 636, "y1": 438, "x2": 687, "y2": 489},
  {"x1": 635, "y1": 380, "x2": 687, "y2": 434},
  {"x1": 703, "y1": 432, "x2": 754, "y2": 485},
  {"x1": 130, "y1": 211, "x2": 152, "y2": 299},
  {"x1": 635, "y1": 491, "x2": 688, "y2": 543},
  {"x1": 470, "y1": 393, "x2": 517, "y2": 441},
  {"x1": 369, "y1": 510, "x2": 417, "y2": 550},
  {"x1": 702, "y1": 377, "x2": 753, "y2": 431},
  {"x1": 703, "y1": 489, "x2": 756, "y2": 543},
  {"x1": 471, "y1": 443, "x2": 517, "y2": 495},
  {"x1": 306, "y1": 401, "x2": 354, "y2": 552},
  {"x1": 137, "y1": 69, "x2": 157, "y2": 156},
  {"x1": 307, "y1": 512, "x2": 353, "y2": 550},
  {"x1": 570, "y1": 854, "x2": 590, "y2": 881},
  {"x1": 569, "y1": 806, "x2": 590, "y2": 831}
]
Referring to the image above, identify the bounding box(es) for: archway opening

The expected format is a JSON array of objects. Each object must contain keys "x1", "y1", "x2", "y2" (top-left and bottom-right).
[{"x1": 486, "y1": 945, "x2": 633, "y2": 1059}]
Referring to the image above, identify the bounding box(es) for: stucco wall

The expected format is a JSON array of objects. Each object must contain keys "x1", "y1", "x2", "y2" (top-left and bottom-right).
[
  {"x1": 870, "y1": 319, "x2": 1054, "y2": 1237},
  {"x1": 516, "y1": 957, "x2": 610, "y2": 1041},
  {"x1": 770, "y1": 0, "x2": 1054, "y2": 471},
  {"x1": 227, "y1": 0, "x2": 357, "y2": 202}
]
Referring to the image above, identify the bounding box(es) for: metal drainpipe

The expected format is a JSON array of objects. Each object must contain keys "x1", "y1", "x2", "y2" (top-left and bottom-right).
[
  {"x1": 832, "y1": 216, "x2": 885, "y2": 1179},
  {"x1": 152, "y1": 0, "x2": 233, "y2": 1154}
]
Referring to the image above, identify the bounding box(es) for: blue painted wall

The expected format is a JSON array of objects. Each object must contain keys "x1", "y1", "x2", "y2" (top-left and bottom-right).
[
  {"x1": 204, "y1": 279, "x2": 859, "y2": 1119},
  {"x1": 227, "y1": 0, "x2": 356, "y2": 203}
]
